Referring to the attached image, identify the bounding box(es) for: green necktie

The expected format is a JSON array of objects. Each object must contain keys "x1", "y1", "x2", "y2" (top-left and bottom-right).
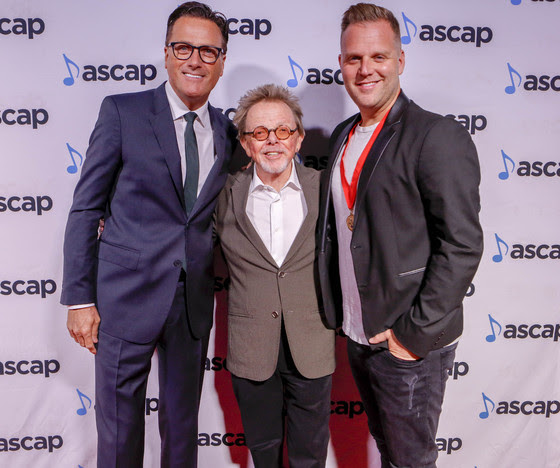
[{"x1": 183, "y1": 112, "x2": 199, "y2": 216}]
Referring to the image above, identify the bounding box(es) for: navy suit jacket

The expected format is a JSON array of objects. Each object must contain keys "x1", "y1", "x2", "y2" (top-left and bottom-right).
[
  {"x1": 318, "y1": 91, "x2": 483, "y2": 357},
  {"x1": 61, "y1": 82, "x2": 238, "y2": 343}
]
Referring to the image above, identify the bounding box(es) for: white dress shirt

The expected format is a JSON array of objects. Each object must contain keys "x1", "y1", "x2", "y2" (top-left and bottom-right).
[
  {"x1": 246, "y1": 162, "x2": 307, "y2": 267},
  {"x1": 332, "y1": 122, "x2": 378, "y2": 345}
]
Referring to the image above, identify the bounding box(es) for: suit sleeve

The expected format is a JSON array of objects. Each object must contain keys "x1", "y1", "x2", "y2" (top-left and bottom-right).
[
  {"x1": 60, "y1": 96, "x2": 123, "y2": 305},
  {"x1": 392, "y1": 118, "x2": 483, "y2": 356}
]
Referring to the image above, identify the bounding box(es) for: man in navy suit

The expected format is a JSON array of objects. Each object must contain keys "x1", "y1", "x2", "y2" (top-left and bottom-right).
[{"x1": 61, "y1": 3, "x2": 240, "y2": 466}]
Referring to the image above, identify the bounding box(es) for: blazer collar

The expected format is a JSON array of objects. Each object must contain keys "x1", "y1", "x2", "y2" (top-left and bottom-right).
[
  {"x1": 150, "y1": 82, "x2": 230, "y2": 218},
  {"x1": 150, "y1": 83, "x2": 184, "y2": 205}
]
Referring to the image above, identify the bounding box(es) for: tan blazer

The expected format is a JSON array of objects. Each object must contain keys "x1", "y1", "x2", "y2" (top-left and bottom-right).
[{"x1": 216, "y1": 163, "x2": 335, "y2": 381}]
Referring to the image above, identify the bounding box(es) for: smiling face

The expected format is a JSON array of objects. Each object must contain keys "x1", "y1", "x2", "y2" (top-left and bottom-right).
[
  {"x1": 165, "y1": 16, "x2": 225, "y2": 110},
  {"x1": 339, "y1": 20, "x2": 404, "y2": 126},
  {"x1": 241, "y1": 100, "x2": 304, "y2": 189}
]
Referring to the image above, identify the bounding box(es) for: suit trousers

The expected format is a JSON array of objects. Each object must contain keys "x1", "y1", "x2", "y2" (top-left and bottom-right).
[
  {"x1": 347, "y1": 338, "x2": 456, "y2": 468},
  {"x1": 95, "y1": 276, "x2": 208, "y2": 468},
  {"x1": 231, "y1": 322, "x2": 332, "y2": 468}
]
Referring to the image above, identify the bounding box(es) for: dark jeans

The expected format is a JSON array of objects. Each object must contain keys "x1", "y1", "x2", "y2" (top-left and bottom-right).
[
  {"x1": 231, "y1": 324, "x2": 332, "y2": 468},
  {"x1": 347, "y1": 338, "x2": 456, "y2": 468}
]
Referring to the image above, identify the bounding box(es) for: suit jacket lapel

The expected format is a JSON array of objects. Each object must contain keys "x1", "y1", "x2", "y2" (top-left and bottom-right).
[
  {"x1": 230, "y1": 170, "x2": 278, "y2": 268},
  {"x1": 353, "y1": 92, "x2": 409, "y2": 221},
  {"x1": 282, "y1": 164, "x2": 318, "y2": 267},
  {"x1": 189, "y1": 104, "x2": 231, "y2": 219},
  {"x1": 149, "y1": 83, "x2": 184, "y2": 208}
]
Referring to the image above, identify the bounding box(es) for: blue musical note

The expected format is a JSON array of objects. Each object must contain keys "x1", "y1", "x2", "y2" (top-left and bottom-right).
[
  {"x1": 66, "y1": 143, "x2": 83, "y2": 174},
  {"x1": 498, "y1": 150, "x2": 515, "y2": 180},
  {"x1": 400, "y1": 13, "x2": 417, "y2": 45},
  {"x1": 62, "y1": 53, "x2": 80, "y2": 86},
  {"x1": 486, "y1": 314, "x2": 502, "y2": 343},
  {"x1": 511, "y1": 0, "x2": 522, "y2": 5},
  {"x1": 286, "y1": 56, "x2": 304, "y2": 88},
  {"x1": 76, "y1": 388, "x2": 92, "y2": 416},
  {"x1": 505, "y1": 62, "x2": 522, "y2": 95},
  {"x1": 479, "y1": 392, "x2": 495, "y2": 419},
  {"x1": 492, "y1": 233, "x2": 508, "y2": 263}
]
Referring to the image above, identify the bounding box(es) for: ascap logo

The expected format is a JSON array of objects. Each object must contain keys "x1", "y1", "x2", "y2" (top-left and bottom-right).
[
  {"x1": 436, "y1": 437, "x2": 463, "y2": 454},
  {"x1": 400, "y1": 13, "x2": 493, "y2": 47},
  {"x1": 0, "y1": 195, "x2": 53, "y2": 215},
  {"x1": 0, "y1": 359, "x2": 60, "y2": 378},
  {"x1": 492, "y1": 234, "x2": 560, "y2": 262},
  {"x1": 227, "y1": 18, "x2": 271, "y2": 40},
  {"x1": 445, "y1": 114, "x2": 487, "y2": 135},
  {"x1": 286, "y1": 56, "x2": 343, "y2": 88},
  {"x1": 480, "y1": 392, "x2": 560, "y2": 419},
  {"x1": 0, "y1": 108, "x2": 48, "y2": 129},
  {"x1": 485, "y1": 314, "x2": 560, "y2": 343},
  {"x1": 498, "y1": 149, "x2": 560, "y2": 179},
  {"x1": 331, "y1": 400, "x2": 365, "y2": 419},
  {"x1": 0, "y1": 279, "x2": 57, "y2": 298},
  {"x1": 0, "y1": 18, "x2": 44, "y2": 39},
  {"x1": 198, "y1": 432, "x2": 246, "y2": 447},
  {"x1": 505, "y1": 62, "x2": 560, "y2": 94},
  {"x1": 61, "y1": 54, "x2": 157, "y2": 86},
  {"x1": 0, "y1": 435, "x2": 63, "y2": 452}
]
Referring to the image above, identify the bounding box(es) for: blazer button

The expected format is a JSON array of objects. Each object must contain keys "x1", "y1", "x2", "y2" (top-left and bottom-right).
[
  {"x1": 271, "y1": 311, "x2": 279, "y2": 318},
  {"x1": 278, "y1": 271, "x2": 286, "y2": 278},
  {"x1": 173, "y1": 260, "x2": 182, "y2": 267}
]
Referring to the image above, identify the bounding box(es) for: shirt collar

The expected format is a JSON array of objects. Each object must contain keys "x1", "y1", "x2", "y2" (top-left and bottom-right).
[
  {"x1": 165, "y1": 81, "x2": 210, "y2": 129},
  {"x1": 249, "y1": 160, "x2": 302, "y2": 193}
]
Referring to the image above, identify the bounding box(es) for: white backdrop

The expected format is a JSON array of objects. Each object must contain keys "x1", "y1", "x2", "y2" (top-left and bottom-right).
[{"x1": 1, "y1": 0, "x2": 559, "y2": 467}]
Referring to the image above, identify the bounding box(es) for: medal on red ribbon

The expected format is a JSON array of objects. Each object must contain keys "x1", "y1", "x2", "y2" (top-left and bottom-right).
[{"x1": 340, "y1": 111, "x2": 390, "y2": 230}]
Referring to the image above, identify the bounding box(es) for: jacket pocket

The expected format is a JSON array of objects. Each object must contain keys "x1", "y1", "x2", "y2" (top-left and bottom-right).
[
  {"x1": 97, "y1": 240, "x2": 140, "y2": 271},
  {"x1": 397, "y1": 266, "x2": 426, "y2": 278}
]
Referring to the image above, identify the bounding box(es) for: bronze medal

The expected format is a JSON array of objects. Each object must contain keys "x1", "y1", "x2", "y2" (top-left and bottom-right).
[{"x1": 346, "y1": 212, "x2": 354, "y2": 231}]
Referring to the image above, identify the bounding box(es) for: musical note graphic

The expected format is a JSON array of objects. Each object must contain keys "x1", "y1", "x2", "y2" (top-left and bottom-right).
[
  {"x1": 479, "y1": 392, "x2": 495, "y2": 419},
  {"x1": 504, "y1": 62, "x2": 522, "y2": 95},
  {"x1": 286, "y1": 56, "x2": 304, "y2": 88},
  {"x1": 498, "y1": 150, "x2": 515, "y2": 180},
  {"x1": 76, "y1": 388, "x2": 92, "y2": 416},
  {"x1": 510, "y1": 0, "x2": 522, "y2": 5},
  {"x1": 485, "y1": 314, "x2": 502, "y2": 343},
  {"x1": 400, "y1": 13, "x2": 417, "y2": 45},
  {"x1": 62, "y1": 53, "x2": 80, "y2": 86},
  {"x1": 492, "y1": 233, "x2": 508, "y2": 263},
  {"x1": 66, "y1": 143, "x2": 84, "y2": 174}
]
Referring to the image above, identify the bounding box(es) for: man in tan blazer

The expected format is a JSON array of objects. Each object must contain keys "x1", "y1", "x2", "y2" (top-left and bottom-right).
[{"x1": 215, "y1": 84, "x2": 335, "y2": 468}]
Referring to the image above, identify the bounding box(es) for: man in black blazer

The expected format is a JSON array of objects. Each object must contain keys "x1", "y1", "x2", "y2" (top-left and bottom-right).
[
  {"x1": 61, "y1": 3, "x2": 241, "y2": 466},
  {"x1": 318, "y1": 4, "x2": 483, "y2": 467}
]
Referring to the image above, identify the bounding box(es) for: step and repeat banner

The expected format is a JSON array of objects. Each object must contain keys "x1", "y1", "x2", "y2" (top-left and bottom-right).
[{"x1": 1, "y1": 0, "x2": 559, "y2": 467}]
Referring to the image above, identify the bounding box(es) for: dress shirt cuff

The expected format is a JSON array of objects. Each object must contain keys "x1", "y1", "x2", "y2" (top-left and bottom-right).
[{"x1": 68, "y1": 303, "x2": 95, "y2": 310}]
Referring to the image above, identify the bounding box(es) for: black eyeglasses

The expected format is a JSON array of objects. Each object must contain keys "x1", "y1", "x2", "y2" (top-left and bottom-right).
[
  {"x1": 242, "y1": 125, "x2": 298, "y2": 141},
  {"x1": 167, "y1": 41, "x2": 224, "y2": 64}
]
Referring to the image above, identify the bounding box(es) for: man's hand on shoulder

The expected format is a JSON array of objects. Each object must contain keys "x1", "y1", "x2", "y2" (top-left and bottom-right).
[
  {"x1": 67, "y1": 306, "x2": 101, "y2": 355},
  {"x1": 369, "y1": 329, "x2": 420, "y2": 361}
]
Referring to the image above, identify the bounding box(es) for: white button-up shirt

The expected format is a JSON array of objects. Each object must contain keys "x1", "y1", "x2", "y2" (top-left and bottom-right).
[{"x1": 246, "y1": 162, "x2": 307, "y2": 267}]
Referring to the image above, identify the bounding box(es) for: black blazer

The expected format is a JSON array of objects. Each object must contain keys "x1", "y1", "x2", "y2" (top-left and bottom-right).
[
  {"x1": 61, "y1": 83, "x2": 238, "y2": 343},
  {"x1": 317, "y1": 91, "x2": 483, "y2": 357}
]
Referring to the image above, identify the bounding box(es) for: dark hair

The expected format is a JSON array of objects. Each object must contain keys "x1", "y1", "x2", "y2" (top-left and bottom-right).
[
  {"x1": 341, "y1": 3, "x2": 401, "y2": 46},
  {"x1": 233, "y1": 84, "x2": 304, "y2": 140},
  {"x1": 166, "y1": 2, "x2": 229, "y2": 53}
]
